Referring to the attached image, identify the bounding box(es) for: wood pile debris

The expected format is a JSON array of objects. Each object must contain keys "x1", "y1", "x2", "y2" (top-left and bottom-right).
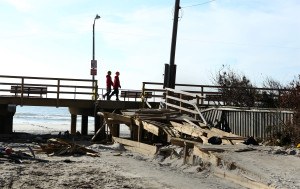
[
  {"x1": 0, "y1": 145, "x2": 48, "y2": 164},
  {"x1": 0, "y1": 138, "x2": 99, "y2": 164},
  {"x1": 38, "y1": 138, "x2": 99, "y2": 157},
  {"x1": 96, "y1": 108, "x2": 274, "y2": 189},
  {"x1": 97, "y1": 108, "x2": 248, "y2": 148}
]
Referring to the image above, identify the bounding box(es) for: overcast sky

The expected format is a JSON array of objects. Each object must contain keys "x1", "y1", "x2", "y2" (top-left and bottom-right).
[{"x1": 0, "y1": 0, "x2": 299, "y2": 89}]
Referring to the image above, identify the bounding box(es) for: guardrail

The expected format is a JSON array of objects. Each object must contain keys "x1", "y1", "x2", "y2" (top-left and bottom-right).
[
  {"x1": 142, "y1": 82, "x2": 291, "y2": 107},
  {"x1": 0, "y1": 75, "x2": 97, "y2": 101},
  {"x1": 164, "y1": 87, "x2": 207, "y2": 124}
]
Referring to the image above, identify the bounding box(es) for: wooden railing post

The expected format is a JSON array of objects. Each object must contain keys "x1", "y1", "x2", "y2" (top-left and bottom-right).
[
  {"x1": 201, "y1": 86, "x2": 204, "y2": 105},
  {"x1": 278, "y1": 89, "x2": 281, "y2": 107},
  {"x1": 142, "y1": 82, "x2": 145, "y2": 108},
  {"x1": 179, "y1": 93, "x2": 183, "y2": 113},
  {"x1": 21, "y1": 77, "x2": 24, "y2": 106},
  {"x1": 56, "y1": 79, "x2": 60, "y2": 107},
  {"x1": 95, "y1": 80, "x2": 98, "y2": 101}
]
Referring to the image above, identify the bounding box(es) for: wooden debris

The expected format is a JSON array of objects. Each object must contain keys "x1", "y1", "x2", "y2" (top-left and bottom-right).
[
  {"x1": 98, "y1": 112, "x2": 132, "y2": 125},
  {"x1": 214, "y1": 168, "x2": 275, "y2": 189},
  {"x1": 170, "y1": 138, "x2": 198, "y2": 148},
  {"x1": 193, "y1": 145, "x2": 221, "y2": 166},
  {"x1": 134, "y1": 119, "x2": 159, "y2": 136},
  {"x1": 39, "y1": 138, "x2": 99, "y2": 157},
  {"x1": 113, "y1": 137, "x2": 157, "y2": 156},
  {"x1": 0, "y1": 145, "x2": 48, "y2": 163},
  {"x1": 170, "y1": 121, "x2": 209, "y2": 144}
]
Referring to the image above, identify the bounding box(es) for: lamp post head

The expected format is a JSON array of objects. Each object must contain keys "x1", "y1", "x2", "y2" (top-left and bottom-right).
[{"x1": 95, "y1": 14, "x2": 100, "y2": 20}]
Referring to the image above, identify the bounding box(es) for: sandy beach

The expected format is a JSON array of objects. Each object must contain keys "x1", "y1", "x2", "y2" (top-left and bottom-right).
[{"x1": 0, "y1": 134, "x2": 299, "y2": 189}]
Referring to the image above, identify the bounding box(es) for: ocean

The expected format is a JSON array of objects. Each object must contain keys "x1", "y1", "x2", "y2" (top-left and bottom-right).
[{"x1": 13, "y1": 106, "x2": 129, "y2": 136}]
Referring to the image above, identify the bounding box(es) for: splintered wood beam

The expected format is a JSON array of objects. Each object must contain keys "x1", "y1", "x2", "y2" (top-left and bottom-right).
[
  {"x1": 181, "y1": 119, "x2": 244, "y2": 145},
  {"x1": 98, "y1": 112, "x2": 132, "y2": 124},
  {"x1": 210, "y1": 127, "x2": 242, "y2": 137},
  {"x1": 124, "y1": 146, "x2": 156, "y2": 156},
  {"x1": 182, "y1": 122, "x2": 213, "y2": 137},
  {"x1": 134, "y1": 119, "x2": 160, "y2": 136},
  {"x1": 214, "y1": 168, "x2": 275, "y2": 189},
  {"x1": 210, "y1": 127, "x2": 245, "y2": 144},
  {"x1": 112, "y1": 137, "x2": 157, "y2": 155},
  {"x1": 170, "y1": 137, "x2": 200, "y2": 148},
  {"x1": 98, "y1": 112, "x2": 109, "y2": 124},
  {"x1": 183, "y1": 118, "x2": 207, "y2": 128},
  {"x1": 141, "y1": 121, "x2": 159, "y2": 136},
  {"x1": 193, "y1": 145, "x2": 221, "y2": 166},
  {"x1": 134, "y1": 109, "x2": 179, "y2": 114},
  {"x1": 106, "y1": 118, "x2": 124, "y2": 125},
  {"x1": 170, "y1": 121, "x2": 209, "y2": 144}
]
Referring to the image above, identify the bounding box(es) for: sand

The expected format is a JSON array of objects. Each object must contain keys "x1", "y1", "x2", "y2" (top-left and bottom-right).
[{"x1": 0, "y1": 138, "x2": 300, "y2": 189}]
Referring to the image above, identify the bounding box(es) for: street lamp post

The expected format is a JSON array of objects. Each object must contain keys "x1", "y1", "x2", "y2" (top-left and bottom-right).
[{"x1": 91, "y1": 14, "x2": 100, "y2": 99}]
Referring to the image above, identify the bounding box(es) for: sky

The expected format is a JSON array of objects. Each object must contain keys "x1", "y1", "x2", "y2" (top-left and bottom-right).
[{"x1": 0, "y1": 0, "x2": 300, "y2": 90}]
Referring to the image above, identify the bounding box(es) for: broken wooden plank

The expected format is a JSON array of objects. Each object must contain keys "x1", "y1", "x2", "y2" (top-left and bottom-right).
[
  {"x1": 144, "y1": 120, "x2": 179, "y2": 142},
  {"x1": 196, "y1": 146, "x2": 225, "y2": 153},
  {"x1": 133, "y1": 119, "x2": 160, "y2": 136},
  {"x1": 171, "y1": 121, "x2": 209, "y2": 144},
  {"x1": 170, "y1": 138, "x2": 199, "y2": 148},
  {"x1": 124, "y1": 146, "x2": 156, "y2": 156},
  {"x1": 210, "y1": 127, "x2": 241, "y2": 138},
  {"x1": 112, "y1": 137, "x2": 157, "y2": 155},
  {"x1": 183, "y1": 118, "x2": 207, "y2": 128},
  {"x1": 98, "y1": 112, "x2": 132, "y2": 124},
  {"x1": 193, "y1": 145, "x2": 221, "y2": 166},
  {"x1": 214, "y1": 168, "x2": 275, "y2": 189},
  {"x1": 210, "y1": 127, "x2": 244, "y2": 144},
  {"x1": 141, "y1": 121, "x2": 160, "y2": 136},
  {"x1": 134, "y1": 108, "x2": 179, "y2": 114}
]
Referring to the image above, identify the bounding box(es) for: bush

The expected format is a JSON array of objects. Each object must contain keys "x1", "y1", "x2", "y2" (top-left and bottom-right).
[{"x1": 214, "y1": 66, "x2": 256, "y2": 107}]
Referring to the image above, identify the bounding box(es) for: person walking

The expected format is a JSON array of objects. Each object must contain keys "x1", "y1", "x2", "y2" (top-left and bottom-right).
[
  {"x1": 103, "y1": 71, "x2": 113, "y2": 100},
  {"x1": 109, "y1": 71, "x2": 121, "y2": 101}
]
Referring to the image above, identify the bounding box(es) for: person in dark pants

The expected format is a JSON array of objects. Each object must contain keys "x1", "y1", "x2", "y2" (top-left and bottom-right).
[
  {"x1": 109, "y1": 71, "x2": 121, "y2": 101},
  {"x1": 103, "y1": 71, "x2": 113, "y2": 100}
]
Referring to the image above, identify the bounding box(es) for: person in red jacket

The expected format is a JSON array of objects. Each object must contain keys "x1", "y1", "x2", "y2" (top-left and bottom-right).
[
  {"x1": 103, "y1": 71, "x2": 113, "y2": 100},
  {"x1": 109, "y1": 71, "x2": 121, "y2": 101}
]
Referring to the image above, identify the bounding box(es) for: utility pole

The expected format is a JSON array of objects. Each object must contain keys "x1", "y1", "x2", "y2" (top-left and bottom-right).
[{"x1": 164, "y1": 0, "x2": 180, "y2": 89}]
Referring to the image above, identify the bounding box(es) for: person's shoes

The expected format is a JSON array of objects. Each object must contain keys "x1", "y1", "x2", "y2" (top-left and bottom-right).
[
  {"x1": 102, "y1": 95, "x2": 105, "y2": 99},
  {"x1": 107, "y1": 97, "x2": 111, "y2": 101}
]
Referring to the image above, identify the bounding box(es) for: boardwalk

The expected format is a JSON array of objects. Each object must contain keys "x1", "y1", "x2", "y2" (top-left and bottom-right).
[
  {"x1": 0, "y1": 75, "x2": 294, "y2": 140},
  {"x1": 0, "y1": 75, "x2": 149, "y2": 135}
]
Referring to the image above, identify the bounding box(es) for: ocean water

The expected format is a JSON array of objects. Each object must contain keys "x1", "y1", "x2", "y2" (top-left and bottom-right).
[{"x1": 13, "y1": 106, "x2": 130, "y2": 135}]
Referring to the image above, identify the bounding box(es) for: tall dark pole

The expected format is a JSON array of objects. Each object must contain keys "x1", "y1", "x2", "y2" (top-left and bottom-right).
[{"x1": 166, "y1": 0, "x2": 180, "y2": 89}]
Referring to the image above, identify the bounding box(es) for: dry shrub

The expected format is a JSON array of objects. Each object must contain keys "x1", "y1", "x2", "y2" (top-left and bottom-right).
[
  {"x1": 265, "y1": 76, "x2": 300, "y2": 146},
  {"x1": 214, "y1": 66, "x2": 256, "y2": 107},
  {"x1": 265, "y1": 122, "x2": 300, "y2": 146}
]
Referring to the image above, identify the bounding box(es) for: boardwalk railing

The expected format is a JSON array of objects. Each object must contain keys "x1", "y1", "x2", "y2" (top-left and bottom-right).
[
  {"x1": 142, "y1": 82, "x2": 291, "y2": 107},
  {"x1": 164, "y1": 87, "x2": 207, "y2": 124},
  {"x1": 0, "y1": 75, "x2": 97, "y2": 101}
]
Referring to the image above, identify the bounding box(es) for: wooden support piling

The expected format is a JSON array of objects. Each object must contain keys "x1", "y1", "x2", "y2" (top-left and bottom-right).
[
  {"x1": 81, "y1": 115, "x2": 88, "y2": 135},
  {"x1": 110, "y1": 124, "x2": 120, "y2": 137},
  {"x1": 70, "y1": 114, "x2": 77, "y2": 135}
]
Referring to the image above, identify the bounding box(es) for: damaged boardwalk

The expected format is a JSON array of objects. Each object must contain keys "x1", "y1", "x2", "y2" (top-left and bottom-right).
[
  {"x1": 0, "y1": 75, "x2": 298, "y2": 188},
  {"x1": 95, "y1": 87, "x2": 295, "y2": 189}
]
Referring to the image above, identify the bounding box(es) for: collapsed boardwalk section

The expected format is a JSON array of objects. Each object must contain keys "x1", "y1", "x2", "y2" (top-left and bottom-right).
[{"x1": 94, "y1": 108, "x2": 283, "y2": 189}]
